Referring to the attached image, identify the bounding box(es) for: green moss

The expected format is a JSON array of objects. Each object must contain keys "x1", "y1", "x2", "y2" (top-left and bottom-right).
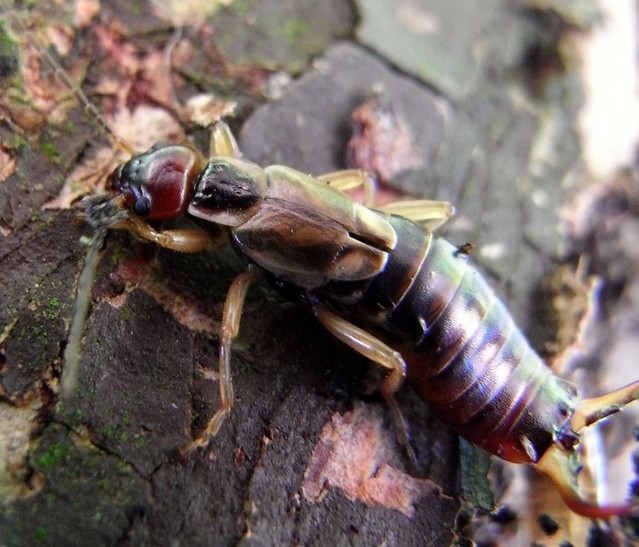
[
  {"x1": 109, "y1": 241, "x2": 133, "y2": 265},
  {"x1": 46, "y1": 297, "x2": 60, "y2": 320},
  {"x1": 116, "y1": 461, "x2": 130, "y2": 475},
  {"x1": 281, "y1": 19, "x2": 310, "y2": 44},
  {"x1": 35, "y1": 526, "x2": 47, "y2": 539},
  {"x1": 120, "y1": 305, "x2": 132, "y2": 321},
  {"x1": 12, "y1": 133, "x2": 27, "y2": 152},
  {"x1": 36, "y1": 442, "x2": 72, "y2": 467},
  {"x1": 231, "y1": 0, "x2": 250, "y2": 16},
  {"x1": 0, "y1": 20, "x2": 12, "y2": 45},
  {"x1": 32, "y1": 324, "x2": 48, "y2": 345},
  {"x1": 71, "y1": 408, "x2": 83, "y2": 425},
  {"x1": 41, "y1": 139, "x2": 62, "y2": 165}
]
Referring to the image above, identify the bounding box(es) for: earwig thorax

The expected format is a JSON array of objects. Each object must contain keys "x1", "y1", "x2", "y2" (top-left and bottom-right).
[{"x1": 187, "y1": 157, "x2": 267, "y2": 226}]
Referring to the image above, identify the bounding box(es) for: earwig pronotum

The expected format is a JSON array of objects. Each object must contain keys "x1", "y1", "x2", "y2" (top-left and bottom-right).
[{"x1": 4, "y1": 2, "x2": 639, "y2": 522}]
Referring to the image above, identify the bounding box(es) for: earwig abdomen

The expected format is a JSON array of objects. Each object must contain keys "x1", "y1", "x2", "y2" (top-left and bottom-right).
[{"x1": 321, "y1": 215, "x2": 577, "y2": 465}]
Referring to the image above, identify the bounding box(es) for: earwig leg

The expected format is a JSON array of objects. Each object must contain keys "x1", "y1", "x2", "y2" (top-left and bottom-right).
[
  {"x1": 313, "y1": 304, "x2": 417, "y2": 467},
  {"x1": 210, "y1": 121, "x2": 242, "y2": 158},
  {"x1": 183, "y1": 266, "x2": 260, "y2": 453},
  {"x1": 317, "y1": 170, "x2": 375, "y2": 207},
  {"x1": 571, "y1": 379, "x2": 639, "y2": 432},
  {"x1": 376, "y1": 200, "x2": 455, "y2": 230},
  {"x1": 113, "y1": 216, "x2": 226, "y2": 253}
]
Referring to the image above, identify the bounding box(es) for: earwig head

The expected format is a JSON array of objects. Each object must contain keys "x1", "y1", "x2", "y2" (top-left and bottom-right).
[
  {"x1": 108, "y1": 143, "x2": 203, "y2": 221},
  {"x1": 534, "y1": 380, "x2": 639, "y2": 518},
  {"x1": 187, "y1": 157, "x2": 267, "y2": 226}
]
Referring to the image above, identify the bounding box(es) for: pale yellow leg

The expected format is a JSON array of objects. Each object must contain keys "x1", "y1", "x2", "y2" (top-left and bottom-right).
[
  {"x1": 113, "y1": 216, "x2": 226, "y2": 253},
  {"x1": 317, "y1": 169, "x2": 375, "y2": 207},
  {"x1": 313, "y1": 303, "x2": 416, "y2": 465},
  {"x1": 183, "y1": 266, "x2": 260, "y2": 452},
  {"x1": 376, "y1": 200, "x2": 455, "y2": 229},
  {"x1": 210, "y1": 121, "x2": 242, "y2": 158}
]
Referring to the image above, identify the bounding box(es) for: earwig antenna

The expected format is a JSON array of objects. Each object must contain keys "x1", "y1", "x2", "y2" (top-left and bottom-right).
[
  {"x1": 61, "y1": 193, "x2": 129, "y2": 397},
  {"x1": 1, "y1": 0, "x2": 135, "y2": 156},
  {"x1": 60, "y1": 226, "x2": 106, "y2": 397}
]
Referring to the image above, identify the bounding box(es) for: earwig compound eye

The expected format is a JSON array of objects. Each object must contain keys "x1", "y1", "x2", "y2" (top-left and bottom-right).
[{"x1": 134, "y1": 196, "x2": 152, "y2": 217}]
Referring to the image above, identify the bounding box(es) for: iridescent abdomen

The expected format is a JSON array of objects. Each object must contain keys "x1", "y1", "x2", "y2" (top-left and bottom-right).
[{"x1": 322, "y1": 215, "x2": 577, "y2": 465}]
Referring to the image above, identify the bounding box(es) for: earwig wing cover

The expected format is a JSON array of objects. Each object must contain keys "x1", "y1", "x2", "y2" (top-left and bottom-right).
[{"x1": 232, "y1": 200, "x2": 388, "y2": 289}]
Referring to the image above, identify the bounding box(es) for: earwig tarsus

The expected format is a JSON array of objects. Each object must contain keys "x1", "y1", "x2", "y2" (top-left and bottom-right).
[{"x1": 5, "y1": 2, "x2": 639, "y2": 520}]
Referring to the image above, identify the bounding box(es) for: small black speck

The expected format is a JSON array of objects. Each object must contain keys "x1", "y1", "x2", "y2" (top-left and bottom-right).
[
  {"x1": 490, "y1": 505, "x2": 517, "y2": 524},
  {"x1": 455, "y1": 508, "x2": 473, "y2": 529},
  {"x1": 537, "y1": 513, "x2": 559, "y2": 536}
]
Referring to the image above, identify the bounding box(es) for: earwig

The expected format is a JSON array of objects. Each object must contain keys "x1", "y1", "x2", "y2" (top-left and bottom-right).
[
  {"x1": 5, "y1": 2, "x2": 639, "y2": 521},
  {"x1": 91, "y1": 123, "x2": 639, "y2": 519}
]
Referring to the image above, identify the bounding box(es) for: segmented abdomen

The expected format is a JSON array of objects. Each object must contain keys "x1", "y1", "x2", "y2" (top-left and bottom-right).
[{"x1": 323, "y1": 215, "x2": 577, "y2": 464}]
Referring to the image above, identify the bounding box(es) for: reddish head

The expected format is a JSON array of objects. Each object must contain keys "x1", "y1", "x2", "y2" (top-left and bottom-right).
[{"x1": 108, "y1": 143, "x2": 205, "y2": 221}]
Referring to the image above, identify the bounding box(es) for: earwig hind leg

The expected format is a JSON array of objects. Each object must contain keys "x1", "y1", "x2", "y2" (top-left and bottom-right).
[
  {"x1": 317, "y1": 170, "x2": 375, "y2": 207},
  {"x1": 313, "y1": 304, "x2": 417, "y2": 468},
  {"x1": 210, "y1": 121, "x2": 242, "y2": 158},
  {"x1": 376, "y1": 200, "x2": 455, "y2": 230},
  {"x1": 183, "y1": 266, "x2": 260, "y2": 454},
  {"x1": 114, "y1": 216, "x2": 227, "y2": 253}
]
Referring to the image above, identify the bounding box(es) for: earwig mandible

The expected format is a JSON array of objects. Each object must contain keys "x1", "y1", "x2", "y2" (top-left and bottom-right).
[{"x1": 6, "y1": 4, "x2": 639, "y2": 521}]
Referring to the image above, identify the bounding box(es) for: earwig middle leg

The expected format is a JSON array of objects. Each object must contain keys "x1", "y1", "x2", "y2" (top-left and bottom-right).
[
  {"x1": 317, "y1": 170, "x2": 375, "y2": 207},
  {"x1": 183, "y1": 265, "x2": 260, "y2": 453},
  {"x1": 113, "y1": 216, "x2": 227, "y2": 253},
  {"x1": 313, "y1": 303, "x2": 417, "y2": 466}
]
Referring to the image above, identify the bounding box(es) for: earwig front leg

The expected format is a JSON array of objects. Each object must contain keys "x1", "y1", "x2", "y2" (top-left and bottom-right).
[
  {"x1": 376, "y1": 200, "x2": 455, "y2": 230},
  {"x1": 313, "y1": 304, "x2": 417, "y2": 466},
  {"x1": 317, "y1": 170, "x2": 375, "y2": 207},
  {"x1": 183, "y1": 265, "x2": 260, "y2": 453},
  {"x1": 113, "y1": 216, "x2": 227, "y2": 253}
]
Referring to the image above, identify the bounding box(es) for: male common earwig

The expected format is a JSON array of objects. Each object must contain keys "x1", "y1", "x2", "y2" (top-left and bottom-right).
[
  {"x1": 81, "y1": 120, "x2": 639, "y2": 520},
  {"x1": 4, "y1": 2, "x2": 637, "y2": 522}
]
